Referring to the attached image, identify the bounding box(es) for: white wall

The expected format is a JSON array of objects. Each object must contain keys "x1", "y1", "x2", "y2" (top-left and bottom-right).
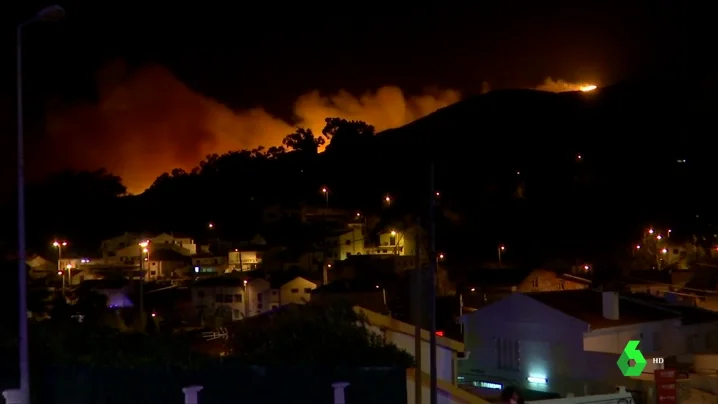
[
  {"x1": 391, "y1": 332, "x2": 454, "y2": 383},
  {"x1": 280, "y1": 278, "x2": 316, "y2": 305},
  {"x1": 583, "y1": 319, "x2": 682, "y2": 356}
]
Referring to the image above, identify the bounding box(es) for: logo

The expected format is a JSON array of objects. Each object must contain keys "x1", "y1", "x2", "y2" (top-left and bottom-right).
[{"x1": 617, "y1": 340, "x2": 647, "y2": 376}]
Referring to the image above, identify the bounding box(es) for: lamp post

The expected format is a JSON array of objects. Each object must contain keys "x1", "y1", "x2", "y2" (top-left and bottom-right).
[
  {"x1": 138, "y1": 241, "x2": 149, "y2": 328},
  {"x1": 16, "y1": 7, "x2": 66, "y2": 402},
  {"x1": 321, "y1": 187, "x2": 329, "y2": 207},
  {"x1": 498, "y1": 245, "x2": 505, "y2": 266},
  {"x1": 52, "y1": 241, "x2": 67, "y2": 294}
]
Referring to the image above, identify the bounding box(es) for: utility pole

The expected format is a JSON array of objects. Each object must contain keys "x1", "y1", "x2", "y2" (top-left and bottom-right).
[
  {"x1": 428, "y1": 164, "x2": 438, "y2": 404},
  {"x1": 413, "y1": 217, "x2": 422, "y2": 404}
]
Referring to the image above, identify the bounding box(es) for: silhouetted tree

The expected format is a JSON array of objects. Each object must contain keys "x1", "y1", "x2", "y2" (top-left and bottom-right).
[
  {"x1": 230, "y1": 300, "x2": 413, "y2": 367},
  {"x1": 282, "y1": 127, "x2": 325, "y2": 154}
]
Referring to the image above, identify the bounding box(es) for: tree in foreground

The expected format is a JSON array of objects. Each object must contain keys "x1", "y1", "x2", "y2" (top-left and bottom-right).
[{"x1": 229, "y1": 300, "x2": 414, "y2": 367}]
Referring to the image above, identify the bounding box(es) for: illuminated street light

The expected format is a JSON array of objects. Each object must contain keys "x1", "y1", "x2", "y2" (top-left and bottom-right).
[
  {"x1": 636, "y1": 245, "x2": 641, "y2": 249},
  {"x1": 52, "y1": 240, "x2": 68, "y2": 294},
  {"x1": 138, "y1": 241, "x2": 150, "y2": 327},
  {"x1": 208, "y1": 223, "x2": 214, "y2": 229},
  {"x1": 661, "y1": 249, "x2": 668, "y2": 254},
  {"x1": 321, "y1": 187, "x2": 329, "y2": 207},
  {"x1": 648, "y1": 229, "x2": 654, "y2": 234},
  {"x1": 356, "y1": 212, "x2": 361, "y2": 217},
  {"x1": 584, "y1": 265, "x2": 590, "y2": 271},
  {"x1": 390, "y1": 230, "x2": 397, "y2": 236},
  {"x1": 470, "y1": 288, "x2": 476, "y2": 292},
  {"x1": 435, "y1": 191, "x2": 440, "y2": 197},
  {"x1": 439, "y1": 253, "x2": 444, "y2": 260},
  {"x1": 657, "y1": 235, "x2": 662, "y2": 240},
  {"x1": 498, "y1": 245, "x2": 505, "y2": 265}
]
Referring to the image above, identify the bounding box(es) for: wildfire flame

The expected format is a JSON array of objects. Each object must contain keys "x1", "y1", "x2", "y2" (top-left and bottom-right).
[{"x1": 580, "y1": 85, "x2": 597, "y2": 92}]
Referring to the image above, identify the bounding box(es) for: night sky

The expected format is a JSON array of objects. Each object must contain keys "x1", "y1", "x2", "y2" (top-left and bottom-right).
[{"x1": 0, "y1": 1, "x2": 689, "y2": 194}]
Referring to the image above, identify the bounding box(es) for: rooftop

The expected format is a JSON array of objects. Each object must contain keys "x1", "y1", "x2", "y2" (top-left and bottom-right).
[{"x1": 526, "y1": 290, "x2": 680, "y2": 329}]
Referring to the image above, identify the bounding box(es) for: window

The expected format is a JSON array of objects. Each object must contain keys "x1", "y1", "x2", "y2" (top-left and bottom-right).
[
  {"x1": 233, "y1": 294, "x2": 242, "y2": 303},
  {"x1": 652, "y1": 331, "x2": 662, "y2": 351},
  {"x1": 532, "y1": 278, "x2": 539, "y2": 288},
  {"x1": 304, "y1": 288, "x2": 312, "y2": 293},
  {"x1": 345, "y1": 240, "x2": 351, "y2": 246},
  {"x1": 558, "y1": 280, "x2": 565, "y2": 290},
  {"x1": 224, "y1": 295, "x2": 233, "y2": 303},
  {"x1": 291, "y1": 288, "x2": 299, "y2": 293},
  {"x1": 389, "y1": 235, "x2": 397, "y2": 245},
  {"x1": 233, "y1": 309, "x2": 240, "y2": 319},
  {"x1": 257, "y1": 293, "x2": 263, "y2": 300},
  {"x1": 215, "y1": 294, "x2": 222, "y2": 303},
  {"x1": 257, "y1": 302, "x2": 263, "y2": 309},
  {"x1": 496, "y1": 338, "x2": 520, "y2": 371}
]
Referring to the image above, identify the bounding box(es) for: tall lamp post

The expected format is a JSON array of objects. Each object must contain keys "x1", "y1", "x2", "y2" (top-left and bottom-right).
[
  {"x1": 13, "y1": 7, "x2": 65, "y2": 404},
  {"x1": 52, "y1": 240, "x2": 67, "y2": 294},
  {"x1": 138, "y1": 241, "x2": 149, "y2": 326}
]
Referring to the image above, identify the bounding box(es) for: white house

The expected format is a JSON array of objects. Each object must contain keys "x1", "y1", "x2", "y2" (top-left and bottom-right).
[
  {"x1": 278, "y1": 277, "x2": 318, "y2": 305},
  {"x1": 191, "y1": 277, "x2": 247, "y2": 324},
  {"x1": 459, "y1": 290, "x2": 686, "y2": 397},
  {"x1": 246, "y1": 278, "x2": 280, "y2": 316}
]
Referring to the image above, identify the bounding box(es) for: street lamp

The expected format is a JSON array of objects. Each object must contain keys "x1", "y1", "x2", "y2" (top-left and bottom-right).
[
  {"x1": 138, "y1": 241, "x2": 149, "y2": 327},
  {"x1": 16, "y1": 7, "x2": 66, "y2": 402},
  {"x1": 321, "y1": 187, "x2": 329, "y2": 207},
  {"x1": 498, "y1": 245, "x2": 505, "y2": 266},
  {"x1": 53, "y1": 241, "x2": 68, "y2": 296}
]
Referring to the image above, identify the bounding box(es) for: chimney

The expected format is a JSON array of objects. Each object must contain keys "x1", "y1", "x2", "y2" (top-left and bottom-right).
[{"x1": 602, "y1": 291, "x2": 619, "y2": 320}]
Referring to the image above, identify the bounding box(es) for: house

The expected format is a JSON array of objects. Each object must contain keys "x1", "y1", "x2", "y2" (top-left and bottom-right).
[
  {"x1": 191, "y1": 276, "x2": 247, "y2": 325},
  {"x1": 459, "y1": 289, "x2": 689, "y2": 397},
  {"x1": 149, "y1": 233, "x2": 197, "y2": 256},
  {"x1": 191, "y1": 254, "x2": 228, "y2": 274},
  {"x1": 356, "y1": 307, "x2": 487, "y2": 404},
  {"x1": 145, "y1": 249, "x2": 188, "y2": 280},
  {"x1": 100, "y1": 232, "x2": 140, "y2": 257},
  {"x1": 228, "y1": 245, "x2": 266, "y2": 272},
  {"x1": 26, "y1": 254, "x2": 56, "y2": 279},
  {"x1": 462, "y1": 269, "x2": 592, "y2": 307},
  {"x1": 277, "y1": 276, "x2": 319, "y2": 305},
  {"x1": 326, "y1": 223, "x2": 423, "y2": 261},
  {"x1": 245, "y1": 278, "x2": 280, "y2": 316}
]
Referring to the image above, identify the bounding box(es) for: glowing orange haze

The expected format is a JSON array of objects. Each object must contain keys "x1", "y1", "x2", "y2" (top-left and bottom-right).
[{"x1": 44, "y1": 62, "x2": 590, "y2": 194}]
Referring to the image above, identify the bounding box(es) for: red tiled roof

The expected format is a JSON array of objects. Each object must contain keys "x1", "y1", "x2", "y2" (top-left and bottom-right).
[{"x1": 527, "y1": 290, "x2": 680, "y2": 329}]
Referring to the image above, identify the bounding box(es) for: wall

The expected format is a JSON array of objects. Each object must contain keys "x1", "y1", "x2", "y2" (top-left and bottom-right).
[
  {"x1": 246, "y1": 279, "x2": 280, "y2": 316},
  {"x1": 516, "y1": 270, "x2": 589, "y2": 293},
  {"x1": 583, "y1": 319, "x2": 682, "y2": 356},
  {"x1": 337, "y1": 225, "x2": 365, "y2": 260},
  {"x1": 280, "y1": 278, "x2": 317, "y2": 305},
  {"x1": 460, "y1": 294, "x2": 626, "y2": 396},
  {"x1": 391, "y1": 332, "x2": 454, "y2": 383},
  {"x1": 228, "y1": 251, "x2": 262, "y2": 271},
  {"x1": 192, "y1": 286, "x2": 246, "y2": 322}
]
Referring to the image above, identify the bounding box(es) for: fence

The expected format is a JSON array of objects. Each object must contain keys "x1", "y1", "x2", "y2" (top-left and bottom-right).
[{"x1": 3, "y1": 364, "x2": 406, "y2": 404}]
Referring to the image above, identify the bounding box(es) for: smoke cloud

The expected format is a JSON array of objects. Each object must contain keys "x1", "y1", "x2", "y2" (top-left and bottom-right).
[{"x1": 44, "y1": 61, "x2": 460, "y2": 194}]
